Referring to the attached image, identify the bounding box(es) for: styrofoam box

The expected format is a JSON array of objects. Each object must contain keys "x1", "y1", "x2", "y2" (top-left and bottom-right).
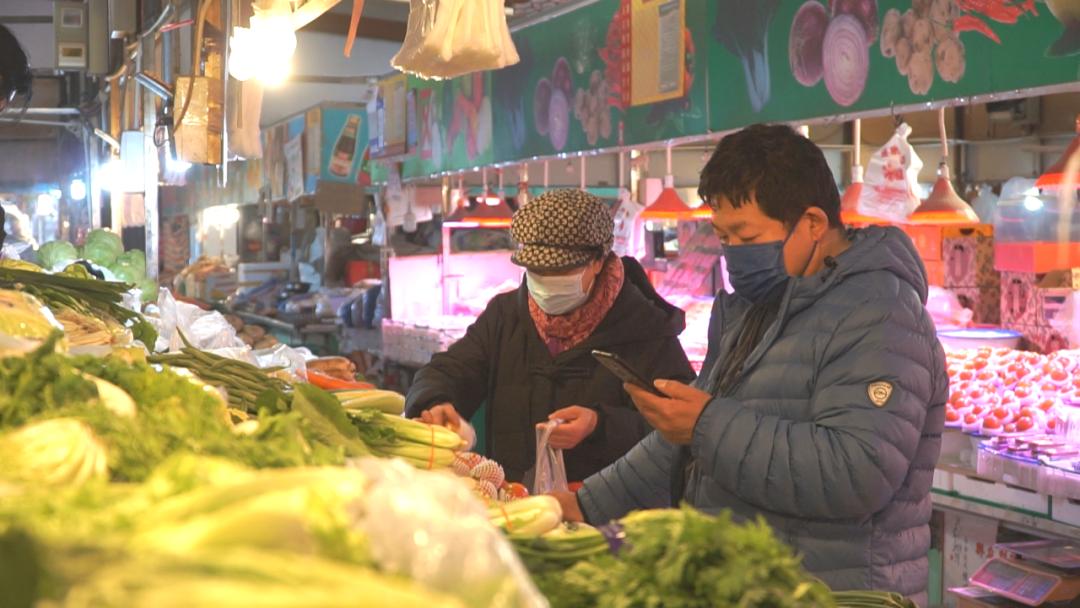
[
  {"x1": 952, "y1": 473, "x2": 1050, "y2": 516},
  {"x1": 933, "y1": 468, "x2": 954, "y2": 492},
  {"x1": 1051, "y1": 496, "x2": 1080, "y2": 528}
]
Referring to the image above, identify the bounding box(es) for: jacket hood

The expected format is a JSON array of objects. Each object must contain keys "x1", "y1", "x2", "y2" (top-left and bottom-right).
[
  {"x1": 515, "y1": 256, "x2": 686, "y2": 347},
  {"x1": 789, "y1": 225, "x2": 929, "y2": 311}
]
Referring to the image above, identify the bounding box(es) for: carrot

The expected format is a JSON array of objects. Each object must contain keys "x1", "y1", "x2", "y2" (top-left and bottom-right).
[
  {"x1": 953, "y1": 15, "x2": 1001, "y2": 43},
  {"x1": 305, "y1": 369, "x2": 375, "y2": 391}
]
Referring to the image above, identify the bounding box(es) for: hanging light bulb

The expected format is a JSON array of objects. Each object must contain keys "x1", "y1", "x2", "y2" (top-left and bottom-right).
[
  {"x1": 228, "y1": 3, "x2": 296, "y2": 87},
  {"x1": 909, "y1": 108, "x2": 979, "y2": 224}
]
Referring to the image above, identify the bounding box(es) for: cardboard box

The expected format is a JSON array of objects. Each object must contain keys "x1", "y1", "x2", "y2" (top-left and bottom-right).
[
  {"x1": 951, "y1": 286, "x2": 1001, "y2": 325},
  {"x1": 951, "y1": 473, "x2": 1050, "y2": 516},
  {"x1": 943, "y1": 232, "x2": 996, "y2": 288},
  {"x1": 926, "y1": 260, "x2": 945, "y2": 287},
  {"x1": 174, "y1": 75, "x2": 223, "y2": 165},
  {"x1": 1000, "y1": 272, "x2": 1038, "y2": 327},
  {"x1": 1051, "y1": 496, "x2": 1080, "y2": 529},
  {"x1": 904, "y1": 225, "x2": 944, "y2": 261},
  {"x1": 994, "y1": 241, "x2": 1080, "y2": 273}
]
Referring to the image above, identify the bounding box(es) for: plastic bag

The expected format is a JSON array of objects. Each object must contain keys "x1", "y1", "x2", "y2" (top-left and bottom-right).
[
  {"x1": 350, "y1": 457, "x2": 547, "y2": 608},
  {"x1": 1050, "y1": 292, "x2": 1080, "y2": 350},
  {"x1": 858, "y1": 123, "x2": 924, "y2": 222},
  {"x1": 253, "y1": 342, "x2": 309, "y2": 381},
  {"x1": 926, "y1": 286, "x2": 973, "y2": 328},
  {"x1": 532, "y1": 420, "x2": 568, "y2": 496},
  {"x1": 612, "y1": 190, "x2": 646, "y2": 258}
]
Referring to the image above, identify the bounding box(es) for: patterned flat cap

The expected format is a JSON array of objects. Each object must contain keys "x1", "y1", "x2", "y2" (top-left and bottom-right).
[{"x1": 510, "y1": 189, "x2": 614, "y2": 271}]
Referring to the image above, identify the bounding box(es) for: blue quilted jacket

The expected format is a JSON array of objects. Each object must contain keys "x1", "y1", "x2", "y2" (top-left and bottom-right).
[{"x1": 578, "y1": 226, "x2": 947, "y2": 603}]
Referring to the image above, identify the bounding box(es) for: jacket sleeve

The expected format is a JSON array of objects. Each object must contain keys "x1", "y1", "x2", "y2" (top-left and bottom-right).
[
  {"x1": 588, "y1": 336, "x2": 695, "y2": 453},
  {"x1": 689, "y1": 294, "x2": 937, "y2": 520},
  {"x1": 403, "y1": 300, "x2": 500, "y2": 421},
  {"x1": 577, "y1": 430, "x2": 676, "y2": 524}
]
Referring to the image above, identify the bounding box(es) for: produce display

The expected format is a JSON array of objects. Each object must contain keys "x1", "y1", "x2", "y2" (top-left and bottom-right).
[
  {"x1": 148, "y1": 332, "x2": 292, "y2": 415},
  {"x1": 0, "y1": 264, "x2": 157, "y2": 347},
  {"x1": 38, "y1": 230, "x2": 158, "y2": 305},
  {"x1": 945, "y1": 347, "x2": 1080, "y2": 436}
]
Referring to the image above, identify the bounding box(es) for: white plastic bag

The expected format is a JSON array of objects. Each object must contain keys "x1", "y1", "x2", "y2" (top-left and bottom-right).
[
  {"x1": 532, "y1": 420, "x2": 568, "y2": 496},
  {"x1": 350, "y1": 458, "x2": 547, "y2": 608},
  {"x1": 612, "y1": 189, "x2": 646, "y2": 258},
  {"x1": 926, "y1": 286, "x2": 973, "y2": 329},
  {"x1": 858, "y1": 123, "x2": 924, "y2": 222},
  {"x1": 1050, "y1": 292, "x2": 1080, "y2": 350}
]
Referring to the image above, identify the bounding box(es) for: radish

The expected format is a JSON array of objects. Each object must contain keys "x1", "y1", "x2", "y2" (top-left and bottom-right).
[
  {"x1": 789, "y1": 1, "x2": 829, "y2": 87},
  {"x1": 831, "y1": 0, "x2": 878, "y2": 44}
]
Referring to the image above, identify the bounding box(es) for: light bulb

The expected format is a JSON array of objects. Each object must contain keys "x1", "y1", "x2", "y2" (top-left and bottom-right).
[
  {"x1": 69, "y1": 179, "x2": 87, "y2": 201},
  {"x1": 1022, "y1": 196, "x2": 1044, "y2": 212}
]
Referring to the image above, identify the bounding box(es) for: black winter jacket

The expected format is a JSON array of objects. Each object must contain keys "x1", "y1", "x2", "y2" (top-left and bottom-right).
[{"x1": 405, "y1": 257, "x2": 695, "y2": 482}]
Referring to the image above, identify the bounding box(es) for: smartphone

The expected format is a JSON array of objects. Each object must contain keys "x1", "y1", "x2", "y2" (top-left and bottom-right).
[{"x1": 591, "y1": 350, "x2": 667, "y2": 397}]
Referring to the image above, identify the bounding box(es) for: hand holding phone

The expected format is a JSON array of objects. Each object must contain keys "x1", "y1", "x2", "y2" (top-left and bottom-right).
[{"x1": 591, "y1": 350, "x2": 667, "y2": 397}]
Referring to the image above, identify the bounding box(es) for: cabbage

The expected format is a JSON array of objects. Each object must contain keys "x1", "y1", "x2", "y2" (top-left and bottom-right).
[
  {"x1": 0, "y1": 290, "x2": 62, "y2": 341},
  {"x1": 138, "y1": 278, "x2": 159, "y2": 304},
  {"x1": 0, "y1": 259, "x2": 42, "y2": 272},
  {"x1": 82, "y1": 229, "x2": 124, "y2": 267},
  {"x1": 0, "y1": 418, "x2": 109, "y2": 487},
  {"x1": 116, "y1": 250, "x2": 147, "y2": 278},
  {"x1": 38, "y1": 240, "x2": 78, "y2": 270},
  {"x1": 109, "y1": 259, "x2": 142, "y2": 285}
]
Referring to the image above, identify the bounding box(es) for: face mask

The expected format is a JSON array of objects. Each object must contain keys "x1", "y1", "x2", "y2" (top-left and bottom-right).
[
  {"x1": 724, "y1": 222, "x2": 818, "y2": 304},
  {"x1": 527, "y1": 269, "x2": 590, "y2": 315}
]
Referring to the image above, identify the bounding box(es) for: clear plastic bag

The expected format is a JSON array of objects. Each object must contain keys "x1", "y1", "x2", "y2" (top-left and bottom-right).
[
  {"x1": 533, "y1": 420, "x2": 568, "y2": 495},
  {"x1": 926, "y1": 286, "x2": 973, "y2": 328},
  {"x1": 858, "y1": 122, "x2": 924, "y2": 222},
  {"x1": 350, "y1": 457, "x2": 548, "y2": 608},
  {"x1": 1050, "y1": 292, "x2": 1080, "y2": 350},
  {"x1": 253, "y1": 343, "x2": 309, "y2": 381}
]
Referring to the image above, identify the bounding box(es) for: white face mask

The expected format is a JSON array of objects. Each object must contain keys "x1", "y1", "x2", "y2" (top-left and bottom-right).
[{"x1": 526, "y1": 269, "x2": 589, "y2": 315}]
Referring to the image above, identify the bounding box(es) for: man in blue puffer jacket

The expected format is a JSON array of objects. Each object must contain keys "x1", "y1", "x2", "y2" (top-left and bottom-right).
[{"x1": 553, "y1": 124, "x2": 947, "y2": 605}]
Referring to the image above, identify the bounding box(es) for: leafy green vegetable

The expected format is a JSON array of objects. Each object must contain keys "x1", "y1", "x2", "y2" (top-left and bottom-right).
[
  {"x1": 291, "y1": 384, "x2": 370, "y2": 458},
  {"x1": 37, "y1": 241, "x2": 78, "y2": 270},
  {"x1": 0, "y1": 267, "x2": 157, "y2": 347},
  {"x1": 532, "y1": 507, "x2": 835, "y2": 608},
  {"x1": 115, "y1": 250, "x2": 146, "y2": 278},
  {"x1": 81, "y1": 229, "x2": 124, "y2": 267}
]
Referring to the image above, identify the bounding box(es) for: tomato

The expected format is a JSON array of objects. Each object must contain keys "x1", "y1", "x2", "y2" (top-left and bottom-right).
[
  {"x1": 1017, "y1": 407, "x2": 1036, "y2": 420},
  {"x1": 1015, "y1": 417, "x2": 1035, "y2": 433},
  {"x1": 1050, "y1": 369, "x2": 1070, "y2": 383},
  {"x1": 504, "y1": 482, "x2": 529, "y2": 499},
  {"x1": 946, "y1": 408, "x2": 960, "y2": 422},
  {"x1": 1037, "y1": 399, "x2": 1056, "y2": 412},
  {"x1": 992, "y1": 407, "x2": 1010, "y2": 420},
  {"x1": 950, "y1": 391, "x2": 966, "y2": 406},
  {"x1": 971, "y1": 405, "x2": 986, "y2": 416},
  {"x1": 1048, "y1": 418, "x2": 1058, "y2": 431},
  {"x1": 964, "y1": 413, "x2": 979, "y2": 425},
  {"x1": 976, "y1": 370, "x2": 996, "y2": 383},
  {"x1": 982, "y1": 417, "x2": 1002, "y2": 430},
  {"x1": 958, "y1": 370, "x2": 976, "y2": 381},
  {"x1": 973, "y1": 359, "x2": 990, "y2": 371},
  {"x1": 968, "y1": 388, "x2": 986, "y2": 401},
  {"x1": 1004, "y1": 423, "x2": 1017, "y2": 433}
]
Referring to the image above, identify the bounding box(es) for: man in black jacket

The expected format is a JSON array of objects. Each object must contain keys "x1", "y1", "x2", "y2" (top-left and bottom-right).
[{"x1": 405, "y1": 189, "x2": 694, "y2": 483}]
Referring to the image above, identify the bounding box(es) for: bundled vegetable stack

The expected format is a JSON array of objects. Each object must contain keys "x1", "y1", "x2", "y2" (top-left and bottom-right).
[
  {"x1": 0, "y1": 263, "x2": 157, "y2": 347},
  {"x1": 148, "y1": 332, "x2": 291, "y2": 415},
  {"x1": 39, "y1": 229, "x2": 158, "y2": 304},
  {"x1": 349, "y1": 408, "x2": 467, "y2": 470},
  {"x1": 515, "y1": 506, "x2": 917, "y2": 608}
]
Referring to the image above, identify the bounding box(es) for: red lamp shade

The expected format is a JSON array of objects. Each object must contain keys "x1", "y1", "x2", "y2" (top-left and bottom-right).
[
  {"x1": 445, "y1": 192, "x2": 513, "y2": 227},
  {"x1": 1036, "y1": 115, "x2": 1080, "y2": 190},
  {"x1": 840, "y1": 181, "x2": 888, "y2": 225},
  {"x1": 908, "y1": 173, "x2": 979, "y2": 225},
  {"x1": 641, "y1": 187, "x2": 712, "y2": 221}
]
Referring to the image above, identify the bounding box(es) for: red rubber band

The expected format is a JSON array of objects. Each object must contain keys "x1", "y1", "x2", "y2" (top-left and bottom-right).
[
  {"x1": 427, "y1": 423, "x2": 436, "y2": 470},
  {"x1": 499, "y1": 503, "x2": 514, "y2": 532}
]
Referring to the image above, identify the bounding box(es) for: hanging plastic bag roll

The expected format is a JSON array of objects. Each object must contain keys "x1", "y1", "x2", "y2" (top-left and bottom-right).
[
  {"x1": 857, "y1": 122, "x2": 924, "y2": 222},
  {"x1": 532, "y1": 419, "x2": 569, "y2": 495}
]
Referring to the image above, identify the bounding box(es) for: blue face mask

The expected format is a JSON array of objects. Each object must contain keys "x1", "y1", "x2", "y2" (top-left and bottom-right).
[
  {"x1": 724, "y1": 223, "x2": 817, "y2": 304},
  {"x1": 724, "y1": 239, "x2": 790, "y2": 304}
]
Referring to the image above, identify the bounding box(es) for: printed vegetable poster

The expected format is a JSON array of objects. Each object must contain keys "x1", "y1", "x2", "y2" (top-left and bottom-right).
[
  {"x1": 491, "y1": 0, "x2": 707, "y2": 162},
  {"x1": 708, "y1": 0, "x2": 1080, "y2": 132}
]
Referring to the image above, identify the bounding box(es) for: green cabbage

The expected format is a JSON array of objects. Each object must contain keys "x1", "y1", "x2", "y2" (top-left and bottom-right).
[
  {"x1": 37, "y1": 241, "x2": 78, "y2": 270},
  {"x1": 137, "y1": 278, "x2": 158, "y2": 305},
  {"x1": 109, "y1": 260, "x2": 141, "y2": 285},
  {"x1": 116, "y1": 250, "x2": 146, "y2": 278},
  {"x1": 82, "y1": 229, "x2": 124, "y2": 267}
]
